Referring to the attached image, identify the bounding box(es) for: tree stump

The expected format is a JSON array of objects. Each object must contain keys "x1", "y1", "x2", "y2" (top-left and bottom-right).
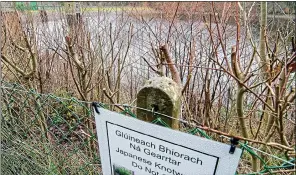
[{"x1": 136, "y1": 77, "x2": 181, "y2": 129}]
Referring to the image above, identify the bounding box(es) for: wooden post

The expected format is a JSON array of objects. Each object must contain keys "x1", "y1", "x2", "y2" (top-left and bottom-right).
[{"x1": 136, "y1": 77, "x2": 181, "y2": 129}]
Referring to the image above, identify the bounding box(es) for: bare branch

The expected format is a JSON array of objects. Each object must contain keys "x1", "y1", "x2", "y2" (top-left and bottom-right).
[{"x1": 160, "y1": 44, "x2": 181, "y2": 86}]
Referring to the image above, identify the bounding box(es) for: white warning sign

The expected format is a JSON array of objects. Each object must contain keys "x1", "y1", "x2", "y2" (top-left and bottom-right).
[{"x1": 94, "y1": 107, "x2": 241, "y2": 175}]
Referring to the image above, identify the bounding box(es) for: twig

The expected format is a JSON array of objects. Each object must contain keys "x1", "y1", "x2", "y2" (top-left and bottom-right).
[
  {"x1": 166, "y1": 2, "x2": 180, "y2": 43},
  {"x1": 142, "y1": 56, "x2": 161, "y2": 75},
  {"x1": 159, "y1": 44, "x2": 181, "y2": 86},
  {"x1": 182, "y1": 38, "x2": 195, "y2": 94},
  {"x1": 103, "y1": 88, "x2": 124, "y2": 111}
]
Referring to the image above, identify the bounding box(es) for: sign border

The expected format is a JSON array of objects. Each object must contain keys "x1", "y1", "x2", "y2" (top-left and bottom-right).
[{"x1": 106, "y1": 121, "x2": 220, "y2": 175}]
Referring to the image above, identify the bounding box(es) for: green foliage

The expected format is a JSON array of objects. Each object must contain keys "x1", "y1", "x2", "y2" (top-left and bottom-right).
[
  {"x1": 51, "y1": 89, "x2": 78, "y2": 126},
  {"x1": 15, "y1": 2, "x2": 38, "y2": 11},
  {"x1": 15, "y1": 2, "x2": 26, "y2": 11},
  {"x1": 114, "y1": 167, "x2": 132, "y2": 175}
]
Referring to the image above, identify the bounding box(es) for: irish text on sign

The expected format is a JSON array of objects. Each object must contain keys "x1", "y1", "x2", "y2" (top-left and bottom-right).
[{"x1": 94, "y1": 107, "x2": 241, "y2": 175}]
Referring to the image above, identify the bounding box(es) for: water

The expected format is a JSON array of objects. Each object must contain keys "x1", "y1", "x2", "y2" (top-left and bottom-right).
[{"x1": 9, "y1": 10, "x2": 258, "y2": 100}]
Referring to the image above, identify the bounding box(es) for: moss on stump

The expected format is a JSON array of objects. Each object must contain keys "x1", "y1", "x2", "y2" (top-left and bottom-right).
[{"x1": 136, "y1": 77, "x2": 181, "y2": 129}]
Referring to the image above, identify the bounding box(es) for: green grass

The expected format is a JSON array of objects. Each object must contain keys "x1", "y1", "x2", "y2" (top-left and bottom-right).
[{"x1": 16, "y1": 6, "x2": 155, "y2": 14}]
